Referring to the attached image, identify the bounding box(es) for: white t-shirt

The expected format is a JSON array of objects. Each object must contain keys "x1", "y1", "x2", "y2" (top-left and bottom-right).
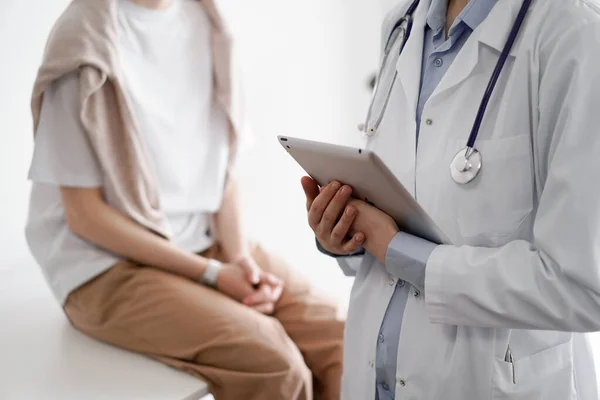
[{"x1": 26, "y1": 0, "x2": 230, "y2": 305}]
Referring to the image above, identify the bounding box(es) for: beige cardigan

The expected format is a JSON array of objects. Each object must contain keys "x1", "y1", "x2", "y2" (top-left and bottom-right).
[{"x1": 31, "y1": 0, "x2": 241, "y2": 238}]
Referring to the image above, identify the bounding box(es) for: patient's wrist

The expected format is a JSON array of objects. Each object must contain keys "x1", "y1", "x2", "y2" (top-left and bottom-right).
[{"x1": 199, "y1": 259, "x2": 222, "y2": 287}]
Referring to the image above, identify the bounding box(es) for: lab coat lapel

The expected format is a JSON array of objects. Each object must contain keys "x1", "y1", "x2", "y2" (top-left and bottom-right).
[
  {"x1": 395, "y1": 0, "x2": 429, "y2": 122},
  {"x1": 430, "y1": 0, "x2": 524, "y2": 99},
  {"x1": 478, "y1": 0, "x2": 528, "y2": 57}
]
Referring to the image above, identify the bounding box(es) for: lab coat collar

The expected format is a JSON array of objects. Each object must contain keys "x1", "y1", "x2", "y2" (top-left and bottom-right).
[
  {"x1": 478, "y1": 0, "x2": 528, "y2": 56},
  {"x1": 430, "y1": 0, "x2": 528, "y2": 100},
  {"x1": 426, "y1": 0, "x2": 447, "y2": 34}
]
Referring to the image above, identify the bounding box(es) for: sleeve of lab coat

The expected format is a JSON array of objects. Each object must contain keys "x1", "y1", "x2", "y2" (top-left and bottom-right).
[
  {"x1": 337, "y1": 256, "x2": 364, "y2": 277},
  {"x1": 313, "y1": 238, "x2": 365, "y2": 277},
  {"x1": 424, "y1": 20, "x2": 600, "y2": 332}
]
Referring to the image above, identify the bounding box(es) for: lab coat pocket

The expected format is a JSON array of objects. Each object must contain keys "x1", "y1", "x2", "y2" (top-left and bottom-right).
[
  {"x1": 492, "y1": 341, "x2": 576, "y2": 400},
  {"x1": 452, "y1": 134, "x2": 534, "y2": 245}
]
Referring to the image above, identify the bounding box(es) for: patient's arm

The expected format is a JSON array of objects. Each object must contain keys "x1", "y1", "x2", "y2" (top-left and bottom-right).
[
  {"x1": 213, "y1": 176, "x2": 264, "y2": 285},
  {"x1": 214, "y1": 176, "x2": 249, "y2": 263},
  {"x1": 60, "y1": 186, "x2": 209, "y2": 280},
  {"x1": 213, "y1": 177, "x2": 284, "y2": 310}
]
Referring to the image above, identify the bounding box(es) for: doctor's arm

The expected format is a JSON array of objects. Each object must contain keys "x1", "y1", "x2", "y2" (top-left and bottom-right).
[
  {"x1": 421, "y1": 20, "x2": 600, "y2": 331},
  {"x1": 343, "y1": 199, "x2": 436, "y2": 290},
  {"x1": 303, "y1": 177, "x2": 436, "y2": 280},
  {"x1": 316, "y1": 238, "x2": 367, "y2": 277}
]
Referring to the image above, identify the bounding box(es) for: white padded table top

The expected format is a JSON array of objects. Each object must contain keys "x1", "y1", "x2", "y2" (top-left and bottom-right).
[{"x1": 0, "y1": 263, "x2": 210, "y2": 400}]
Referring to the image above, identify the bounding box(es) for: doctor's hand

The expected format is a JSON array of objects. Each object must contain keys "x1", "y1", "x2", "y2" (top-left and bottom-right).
[
  {"x1": 301, "y1": 176, "x2": 366, "y2": 256},
  {"x1": 346, "y1": 199, "x2": 399, "y2": 265}
]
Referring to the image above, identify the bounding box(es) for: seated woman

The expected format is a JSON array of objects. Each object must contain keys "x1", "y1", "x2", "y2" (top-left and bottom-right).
[{"x1": 25, "y1": 0, "x2": 343, "y2": 399}]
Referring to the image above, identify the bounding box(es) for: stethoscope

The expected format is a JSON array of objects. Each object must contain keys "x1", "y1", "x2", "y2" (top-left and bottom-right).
[{"x1": 362, "y1": 0, "x2": 533, "y2": 184}]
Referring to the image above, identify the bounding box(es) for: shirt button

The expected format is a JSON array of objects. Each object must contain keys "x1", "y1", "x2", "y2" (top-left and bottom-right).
[
  {"x1": 425, "y1": 118, "x2": 433, "y2": 125},
  {"x1": 382, "y1": 383, "x2": 390, "y2": 391},
  {"x1": 397, "y1": 280, "x2": 405, "y2": 287},
  {"x1": 388, "y1": 279, "x2": 396, "y2": 286},
  {"x1": 369, "y1": 360, "x2": 375, "y2": 368},
  {"x1": 434, "y1": 57, "x2": 443, "y2": 67},
  {"x1": 399, "y1": 379, "x2": 406, "y2": 387},
  {"x1": 378, "y1": 334, "x2": 385, "y2": 344},
  {"x1": 413, "y1": 289, "x2": 421, "y2": 298}
]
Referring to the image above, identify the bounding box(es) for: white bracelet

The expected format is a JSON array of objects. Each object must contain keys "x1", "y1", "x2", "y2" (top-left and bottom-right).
[{"x1": 200, "y1": 259, "x2": 222, "y2": 287}]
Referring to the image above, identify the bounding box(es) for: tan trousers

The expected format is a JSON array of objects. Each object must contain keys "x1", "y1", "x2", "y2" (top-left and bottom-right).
[{"x1": 64, "y1": 244, "x2": 344, "y2": 400}]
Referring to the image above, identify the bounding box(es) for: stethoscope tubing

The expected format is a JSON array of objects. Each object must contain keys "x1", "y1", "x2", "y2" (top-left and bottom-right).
[{"x1": 465, "y1": 0, "x2": 534, "y2": 149}]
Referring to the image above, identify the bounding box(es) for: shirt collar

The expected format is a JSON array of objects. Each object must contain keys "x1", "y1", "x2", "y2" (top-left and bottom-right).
[
  {"x1": 426, "y1": 0, "x2": 448, "y2": 35},
  {"x1": 426, "y1": 0, "x2": 497, "y2": 35}
]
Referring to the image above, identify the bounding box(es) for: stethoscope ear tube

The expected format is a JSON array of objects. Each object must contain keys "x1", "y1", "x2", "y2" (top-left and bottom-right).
[
  {"x1": 383, "y1": 0, "x2": 420, "y2": 55},
  {"x1": 363, "y1": 0, "x2": 420, "y2": 136},
  {"x1": 465, "y1": 0, "x2": 534, "y2": 148},
  {"x1": 364, "y1": 18, "x2": 414, "y2": 136}
]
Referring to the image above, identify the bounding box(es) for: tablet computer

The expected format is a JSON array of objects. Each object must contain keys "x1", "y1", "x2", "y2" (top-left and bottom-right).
[{"x1": 278, "y1": 135, "x2": 450, "y2": 245}]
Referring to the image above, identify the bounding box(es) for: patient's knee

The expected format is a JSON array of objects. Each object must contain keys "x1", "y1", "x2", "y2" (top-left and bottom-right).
[
  {"x1": 268, "y1": 343, "x2": 313, "y2": 396},
  {"x1": 251, "y1": 338, "x2": 310, "y2": 376},
  {"x1": 239, "y1": 330, "x2": 312, "y2": 387}
]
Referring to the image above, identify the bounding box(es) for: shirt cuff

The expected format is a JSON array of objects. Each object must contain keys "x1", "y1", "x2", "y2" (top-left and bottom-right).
[
  {"x1": 315, "y1": 238, "x2": 365, "y2": 258},
  {"x1": 385, "y1": 232, "x2": 437, "y2": 291}
]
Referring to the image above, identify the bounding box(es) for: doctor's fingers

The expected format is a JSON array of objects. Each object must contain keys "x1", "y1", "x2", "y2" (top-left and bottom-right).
[
  {"x1": 301, "y1": 176, "x2": 320, "y2": 211},
  {"x1": 341, "y1": 233, "x2": 365, "y2": 255},
  {"x1": 316, "y1": 185, "x2": 353, "y2": 237},
  {"x1": 329, "y1": 204, "x2": 358, "y2": 245},
  {"x1": 307, "y1": 181, "x2": 342, "y2": 229},
  {"x1": 332, "y1": 206, "x2": 365, "y2": 254}
]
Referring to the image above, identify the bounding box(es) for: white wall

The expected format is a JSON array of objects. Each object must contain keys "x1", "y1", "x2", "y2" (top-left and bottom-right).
[{"x1": 0, "y1": 0, "x2": 71, "y2": 271}]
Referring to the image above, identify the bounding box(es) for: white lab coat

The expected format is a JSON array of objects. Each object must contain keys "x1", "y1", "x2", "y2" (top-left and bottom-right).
[{"x1": 339, "y1": 0, "x2": 600, "y2": 399}]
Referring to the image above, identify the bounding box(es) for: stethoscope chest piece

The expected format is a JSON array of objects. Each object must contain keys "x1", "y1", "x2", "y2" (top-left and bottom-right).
[{"x1": 451, "y1": 147, "x2": 482, "y2": 184}]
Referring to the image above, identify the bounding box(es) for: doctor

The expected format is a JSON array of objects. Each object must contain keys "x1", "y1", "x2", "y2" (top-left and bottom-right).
[{"x1": 302, "y1": 0, "x2": 600, "y2": 399}]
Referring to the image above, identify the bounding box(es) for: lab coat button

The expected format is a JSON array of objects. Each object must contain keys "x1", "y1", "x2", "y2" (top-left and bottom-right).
[
  {"x1": 413, "y1": 289, "x2": 421, "y2": 298},
  {"x1": 399, "y1": 379, "x2": 406, "y2": 387},
  {"x1": 397, "y1": 280, "x2": 405, "y2": 287},
  {"x1": 378, "y1": 334, "x2": 385, "y2": 344},
  {"x1": 382, "y1": 383, "x2": 390, "y2": 391},
  {"x1": 425, "y1": 118, "x2": 433, "y2": 125},
  {"x1": 434, "y1": 58, "x2": 443, "y2": 67}
]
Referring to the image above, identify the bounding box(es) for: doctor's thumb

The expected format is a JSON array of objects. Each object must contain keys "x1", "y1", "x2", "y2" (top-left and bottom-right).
[{"x1": 301, "y1": 176, "x2": 319, "y2": 201}]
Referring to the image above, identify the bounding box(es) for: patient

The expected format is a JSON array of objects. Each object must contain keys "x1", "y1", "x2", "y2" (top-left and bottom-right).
[{"x1": 25, "y1": 0, "x2": 343, "y2": 399}]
